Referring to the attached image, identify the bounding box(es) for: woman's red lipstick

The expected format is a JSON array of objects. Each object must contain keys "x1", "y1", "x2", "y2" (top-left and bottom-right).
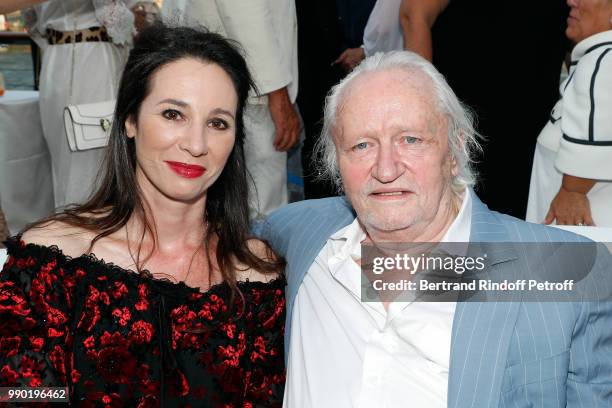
[{"x1": 165, "y1": 161, "x2": 206, "y2": 178}]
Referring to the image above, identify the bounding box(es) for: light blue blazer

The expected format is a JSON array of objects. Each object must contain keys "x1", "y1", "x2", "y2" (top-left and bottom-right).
[{"x1": 257, "y1": 191, "x2": 612, "y2": 407}]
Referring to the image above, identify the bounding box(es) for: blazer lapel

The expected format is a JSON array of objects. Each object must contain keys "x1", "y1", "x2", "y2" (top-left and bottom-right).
[
  {"x1": 285, "y1": 197, "x2": 356, "y2": 307},
  {"x1": 448, "y1": 192, "x2": 522, "y2": 408},
  {"x1": 284, "y1": 197, "x2": 355, "y2": 357}
]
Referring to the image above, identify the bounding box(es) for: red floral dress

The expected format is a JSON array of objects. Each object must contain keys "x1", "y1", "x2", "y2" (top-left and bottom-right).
[{"x1": 0, "y1": 236, "x2": 286, "y2": 407}]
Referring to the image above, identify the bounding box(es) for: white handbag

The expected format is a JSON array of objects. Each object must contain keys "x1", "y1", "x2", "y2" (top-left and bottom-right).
[
  {"x1": 62, "y1": 18, "x2": 117, "y2": 152},
  {"x1": 63, "y1": 100, "x2": 115, "y2": 151}
]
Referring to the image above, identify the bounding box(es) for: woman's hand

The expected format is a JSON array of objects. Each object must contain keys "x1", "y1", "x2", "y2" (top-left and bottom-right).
[
  {"x1": 544, "y1": 174, "x2": 596, "y2": 226},
  {"x1": 544, "y1": 187, "x2": 594, "y2": 225}
]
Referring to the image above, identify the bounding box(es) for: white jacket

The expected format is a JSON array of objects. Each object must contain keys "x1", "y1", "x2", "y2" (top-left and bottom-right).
[
  {"x1": 538, "y1": 30, "x2": 612, "y2": 180},
  {"x1": 163, "y1": 0, "x2": 298, "y2": 105}
]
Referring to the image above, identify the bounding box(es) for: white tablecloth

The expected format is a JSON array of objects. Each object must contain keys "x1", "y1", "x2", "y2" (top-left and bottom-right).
[{"x1": 0, "y1": 91, "x2": 54, "y2": 234}]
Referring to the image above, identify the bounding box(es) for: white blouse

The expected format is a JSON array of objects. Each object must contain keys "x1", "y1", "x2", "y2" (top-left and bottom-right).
[
  {"x1": 363, "y1": 0, "x2": 404, "y2": 57},
  {"x1": 24, "y1": 0, "x2": 149, "y2": 45},
  {"x1": 538, "y1": 30, "x2": 612, "y2": 181}
]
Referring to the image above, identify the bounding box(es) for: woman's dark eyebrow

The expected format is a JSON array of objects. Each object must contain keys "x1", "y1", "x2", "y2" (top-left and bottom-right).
[
  {"x1": 157, "y1": 98, "x2": 188, "y2": 107},
  {"x1": 157, "y1": 100, "x2": 235, "y2": 120},
  {"x1": 211, "y1": 108, "x2": 235, "y2": 120}
]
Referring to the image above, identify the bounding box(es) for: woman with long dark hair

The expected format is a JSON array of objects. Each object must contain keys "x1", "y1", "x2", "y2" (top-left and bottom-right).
[{"x1": 0, "y1": 23, "x2": 285, "y2": 406}]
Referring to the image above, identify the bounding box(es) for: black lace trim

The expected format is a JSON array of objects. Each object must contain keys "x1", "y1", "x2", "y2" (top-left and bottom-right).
[{"x1": 3, "y1": 234, "x2": 286, "y2": 296}]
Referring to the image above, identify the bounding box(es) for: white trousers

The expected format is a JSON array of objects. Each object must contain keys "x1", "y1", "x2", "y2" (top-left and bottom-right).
[
  {"x1": 243, "y1": 103, "x2": 288, "y2": 218},
  {"x1": 38, "y1": 41, "x2": 125, "y2": 208}
]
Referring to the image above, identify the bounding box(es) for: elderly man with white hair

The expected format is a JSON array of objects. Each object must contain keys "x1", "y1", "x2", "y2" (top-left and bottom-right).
[{"x1": 257, "y1": 51, "x2": 612, "y2": 408}]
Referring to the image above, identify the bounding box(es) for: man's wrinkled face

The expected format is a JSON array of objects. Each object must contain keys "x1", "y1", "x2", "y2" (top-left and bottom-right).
[{"x1": 334, "y1": 69, "x2": 458, "y2": 239}]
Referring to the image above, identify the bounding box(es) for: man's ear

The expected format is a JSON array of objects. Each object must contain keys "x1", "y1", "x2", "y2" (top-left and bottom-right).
[
  {"x1": 125, "y1": 115, "x2": 137, "y2": 139},
  {"x1": 450, "y1": 154, "x2": 459, "y2": 177},
  {"x1": 450, "y1": 131, "x2": 465, "y2": 177}
]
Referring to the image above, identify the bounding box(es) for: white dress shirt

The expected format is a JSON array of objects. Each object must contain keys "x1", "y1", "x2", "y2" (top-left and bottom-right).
[{"x1": 284, "y1": 191, "x2": 472, "y2": 408}]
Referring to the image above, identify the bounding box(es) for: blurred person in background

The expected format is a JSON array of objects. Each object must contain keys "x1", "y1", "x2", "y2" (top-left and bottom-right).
[
  {"x1": 0, "y1": 0, "x2": 157, "y2": 209},
  {"x1": 399, "y1": 0, "x2": 569, "y2": 219},
  {"x1": 334, "y1": 0, "x2": 404, "y2": 72},
  {"x1": 297, "y1": 0, "x2": 376, "y2": 198},
  {"x1": 0, "y1": 24, "x2": 285, "y2": 405},
  {"x1": 527, "y1": 0, "x2": 612, "y2": 226}
]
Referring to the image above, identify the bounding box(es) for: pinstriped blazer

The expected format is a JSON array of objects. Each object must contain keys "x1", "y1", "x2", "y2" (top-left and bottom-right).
[{"x1": 258, "y1": 190, "x2": 612, "y2": 407}]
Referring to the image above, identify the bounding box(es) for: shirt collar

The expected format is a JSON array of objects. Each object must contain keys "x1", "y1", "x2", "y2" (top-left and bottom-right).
[
  {"x1": 571, "y1": 29, "x2": 612, "y2": 61},
  {"x1": 329, "y1": 214, "x2": 366, "y2": 262},
  {"x1": 441, "y1": 189, "x2": 472, "y2": 243}
]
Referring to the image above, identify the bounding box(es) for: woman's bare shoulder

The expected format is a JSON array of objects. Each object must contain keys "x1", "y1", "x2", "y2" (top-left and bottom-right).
[
  {"x1": 247, "y1": 238, "x2": 277, "y2": 260},
  {"x1": 235, "y1": 239, "x2": 283, "y2": 283},
  {"x1": 20, "y1": 221, "x2": 96, "y2": 258}
]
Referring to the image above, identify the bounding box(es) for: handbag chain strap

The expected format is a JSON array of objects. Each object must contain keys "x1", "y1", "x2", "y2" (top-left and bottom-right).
[{"x1": 68, "y1": 18, "x2": 76, "y2": 104}]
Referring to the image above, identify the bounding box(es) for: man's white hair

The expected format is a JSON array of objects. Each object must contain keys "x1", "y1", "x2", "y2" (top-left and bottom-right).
[{"x1": 314, "y1": 50, "x2": 482, "y2": 193}]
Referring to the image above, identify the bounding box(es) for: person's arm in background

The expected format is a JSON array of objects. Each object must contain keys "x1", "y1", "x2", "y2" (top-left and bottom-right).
[
  {"x1": 215, "y1": 0, "x2": 300, "y2": 152},
  {"x1": 544, "y1": 175, "x2": 596, "y2": 226},
  {"x1": 399, "y1": 0, "x2": 449, "y2": 61},
  {"x1": 129, "y1": 1, "x2": 161, "y2": 34},
  {"x1": 335, "y1": 0, "x2": 407, "y2": 72},
  {"x1": 267, "y1": 87, "x2": 300, "y2": 151},
  {"x1": 333, "y1": 47, "x2": 365, "y2": 72},
  {"x1": 0, "y1": 0, "x2": 45, "y2": 14}
]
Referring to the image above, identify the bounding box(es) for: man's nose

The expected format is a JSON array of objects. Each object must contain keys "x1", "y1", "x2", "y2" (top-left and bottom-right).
[
  {"x1": 372, "y1": 142, "x2": 403, "y2": 183},
  {"x1": 179, "y1": 123, "x2": 208, "y2": 157}
]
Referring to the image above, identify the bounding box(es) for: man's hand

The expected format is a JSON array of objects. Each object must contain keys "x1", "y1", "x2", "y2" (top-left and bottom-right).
[
  {"x1": 544, "y1": 174, "x2": 596, "y2": 226},
  {"x1": 333, "y1": 47, "x2": 366, "y2": 72},
  {"x1": 268, "y1": 87, "x2": 300, "y2": 151}
]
